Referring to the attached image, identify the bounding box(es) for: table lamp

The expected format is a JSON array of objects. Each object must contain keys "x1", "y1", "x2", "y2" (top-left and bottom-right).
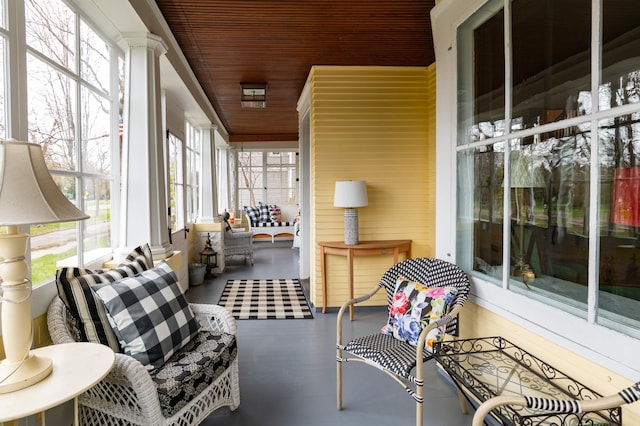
[
  {"x1": 511, "y1": 149, "x2": 545, "y2": 287},
  {"x1": 0, "y1": 140, "x2": 89, "y2": 394},
  {"x1": 334, "y1": 180, "x2": 368, "y2": 245}
]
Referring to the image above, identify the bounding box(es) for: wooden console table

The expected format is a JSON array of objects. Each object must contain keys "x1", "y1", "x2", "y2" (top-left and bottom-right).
[{"x1": 319, "y1": 240, "x2": 411, "y2": 320}]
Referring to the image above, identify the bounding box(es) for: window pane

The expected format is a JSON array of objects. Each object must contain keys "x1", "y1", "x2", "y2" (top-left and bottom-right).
[
  {"x1": 81, "y1": 86, "x2": 110, "y2": 174},
  {"x1": 82, "y1": 177, "x2": 111, "y2": 261},
  {"x1": 80, "y1": 20, "x2": 110, "y2": 93},
  {"x1": 457, "y1": 0, "x2": 504, "y2": 145},
  {"x1": 0, "y1": 37, "x2": 6, "y2": 139},
  {"x1": 510, "y1": 127, "x2": 591, "y2": 310},
  {"x1": 30, "y1": 175, "x2": 79, "y2": 285},
  {"x1": 25, "y1": 0, "x2": 76, "y2": 72},
  {"x1": 512, "y1": 0, "x2": 591, "y2": 130},
  {"x1": 27, "y1": 54, "x2": 77, "y2": 170},
  {"x1": 599, "y1": 118, "x2": 640, "y2": 330},
  {"x1": 0, "y1": 1, "x2": 5, "y2": 29},
  {"x1": 600, "y1": 0, "x2": 640, "y2": 110},
  {"x1": 265, "y1": 151, "x2": 296, "y2": 205},
  {"x1": 238, "y1": 151, "x2": 263, "y2": 206},
  {"x1": 463, "y1": 143, "x2": 505, "y2": 281},
  {"x1": 168, "y1": 133, "x2": 184, "y2": 229},
  {"x1": 186, "y1": 123, "x2": 201, "y2": 223}
]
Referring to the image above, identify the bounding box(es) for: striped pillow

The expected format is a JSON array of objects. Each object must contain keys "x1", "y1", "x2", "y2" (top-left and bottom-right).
[{"x1": 55, "y1": 244, "x2": 153, "y2": 352}]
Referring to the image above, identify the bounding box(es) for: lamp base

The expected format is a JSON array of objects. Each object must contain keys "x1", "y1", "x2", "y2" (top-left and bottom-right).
[
  {"x1": 343, "y1": 208, "x2": 359, "y2": 245},
  {"x1": 0, "y1": 353, "x2": 52, "y2": 394},
  {"x1": 512, "y1": 259, "x2": 534, "y2": 289}
]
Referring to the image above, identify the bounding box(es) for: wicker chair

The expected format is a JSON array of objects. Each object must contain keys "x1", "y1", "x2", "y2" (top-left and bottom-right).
[
  {"x1": 223, "y1": 218, "x2": 254, "y2": 266},
  {"x1": 336, "y1": 257, "x2": 471, "y2": 426},
  {"x1": 47, "y1": 296, "x2": 240, "y2": 426},
  {"x1": 471, "y1": 383, "x2": 639, "y2": 425}
]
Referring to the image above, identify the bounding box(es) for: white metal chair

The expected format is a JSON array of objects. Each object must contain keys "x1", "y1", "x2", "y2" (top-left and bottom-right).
[{"x1": 336, "y1": 257, "x2": 471, "y2": 426}]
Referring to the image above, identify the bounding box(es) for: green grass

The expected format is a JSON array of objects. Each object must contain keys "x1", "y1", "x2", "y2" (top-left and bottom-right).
[{"x1": 32, "y1": 247, "x2": 76, "y2": 284}]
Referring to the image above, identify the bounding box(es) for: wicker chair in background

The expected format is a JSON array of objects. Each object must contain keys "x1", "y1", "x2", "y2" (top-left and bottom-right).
[
  {"x1": 222, "y1": 217, "x2": 254, "y2": 266},
  {"x1": 336, "y1": 257, "x2": 471, "y2": 426},
  {"x1": 47, "y1": 296, "x2": 240, "y2": 426},
  {"x1": 472, "y1": 383, "x2": 640, "y2": 425}
]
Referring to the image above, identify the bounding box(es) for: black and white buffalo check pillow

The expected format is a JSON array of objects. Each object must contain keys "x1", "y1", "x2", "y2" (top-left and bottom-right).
[
  {"x1": 55, "y1": 244, "x2": 153, "y2": 352},
  {"x1": 93, "y1": 261, "x2": 201, "y2": 370}
]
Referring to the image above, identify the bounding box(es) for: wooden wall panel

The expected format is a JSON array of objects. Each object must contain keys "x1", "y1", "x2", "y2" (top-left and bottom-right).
[{"x1": 308, "y1": 65, "x2": 436, "y2": 309}]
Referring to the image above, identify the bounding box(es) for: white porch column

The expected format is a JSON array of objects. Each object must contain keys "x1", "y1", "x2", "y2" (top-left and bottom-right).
[
  {"x1": 198, "y1": 126, "x2": 218, "y2": 223},
  {"x1": 117, "y1": 33, "x2": 173, "y2": 260}
]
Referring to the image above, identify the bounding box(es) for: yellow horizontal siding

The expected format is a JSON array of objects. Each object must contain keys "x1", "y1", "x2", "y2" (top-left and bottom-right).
[{"x1": 308, "y1": 64, "x2": 436, "y2": 309}]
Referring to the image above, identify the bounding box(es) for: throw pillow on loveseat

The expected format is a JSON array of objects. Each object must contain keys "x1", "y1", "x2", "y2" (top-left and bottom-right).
[
  {"x1": 50, "y1": 244, "x2": 240, "y2": 425},
  {"x1": 243, "y1": 203, "x2": 297, "y2": 243}
]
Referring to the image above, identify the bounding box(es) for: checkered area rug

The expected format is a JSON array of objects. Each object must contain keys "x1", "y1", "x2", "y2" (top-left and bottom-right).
[{"x1": 218, "y1": 279, "x2": 314, "y2": 319}]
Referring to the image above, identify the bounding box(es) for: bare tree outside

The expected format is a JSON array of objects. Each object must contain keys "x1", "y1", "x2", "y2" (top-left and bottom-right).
[
  {"x1": 237, "y1": 151, "x2": 262, "y2": 208},
  {"x1": 25, "y1": 0, "x2": 115, "y2": 284}
]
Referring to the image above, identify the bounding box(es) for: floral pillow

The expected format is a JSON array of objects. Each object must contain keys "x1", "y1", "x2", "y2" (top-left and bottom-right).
[
  {"x1": 269, "y1": 205, "x2": 282, "y2": 223},
  {"x1": 381, "y1": 278, "x2": 458, "y2": 351}
]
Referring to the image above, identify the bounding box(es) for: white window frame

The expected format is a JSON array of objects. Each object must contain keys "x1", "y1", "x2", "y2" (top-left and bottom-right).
[
  {"x1": 432, "y1": 0, "x2": 640, "y2": 379},
  {"x1": 167, "y1": 130, "x2": 185, "y2": 230},
  {"x1": 236, "y1": 150, "x2": 298, "y2": 209},
  {"x1": 185, "y1": 121, "x2": 201, "y2": 224},
  {"x1": 8, "y1": 0, "x2": 121, "y2": 283}
]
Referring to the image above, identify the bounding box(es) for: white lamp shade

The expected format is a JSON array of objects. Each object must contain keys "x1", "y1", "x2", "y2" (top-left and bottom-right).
[
  {"x1": 334, "y1": 180, "x2": 368, "y2": 208},
  {"x1": 0, "y1": 140, "x2": 89, "y2": 225}
]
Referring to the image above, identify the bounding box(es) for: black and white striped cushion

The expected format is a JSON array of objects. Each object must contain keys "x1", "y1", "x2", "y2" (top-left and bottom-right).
[
  {"x1": 524, "y1": 396, "x2": 581, "y2": 413},
  {"x1": 344, "y1": 333, "x2": 431, "y2": 378},
  {"x1": 619, "y1": 382, "x2": 640, "y2": 404},
  {"x1": 93, "y1": 261, "x2": 201, "y2": 370},
  {"x1": 55, "y1": 244, "x2": 153, "y2": 352},
  {"x1": 253, "y1": 221, "x2": 295, "y2": 227}
]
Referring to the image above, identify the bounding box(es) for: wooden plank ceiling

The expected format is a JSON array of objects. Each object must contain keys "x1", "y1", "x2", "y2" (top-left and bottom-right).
[{"x1": 154, "y1": 0, "x2": 436, "y2": 143}]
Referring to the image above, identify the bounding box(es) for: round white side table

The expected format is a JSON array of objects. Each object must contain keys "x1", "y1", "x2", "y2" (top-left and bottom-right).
[{"x1": 0, "y1": 342, "x2": 115, "y2": 425}]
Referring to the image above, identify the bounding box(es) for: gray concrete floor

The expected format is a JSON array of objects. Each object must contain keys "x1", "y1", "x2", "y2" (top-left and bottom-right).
[{"x1": 187, "y1": 241, "x2": 473, "y2": 426}]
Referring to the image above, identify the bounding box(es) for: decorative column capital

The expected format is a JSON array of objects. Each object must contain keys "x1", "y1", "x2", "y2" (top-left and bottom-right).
[{"x1": 117, "y1": 32, "x2": 167, "y2": 56}]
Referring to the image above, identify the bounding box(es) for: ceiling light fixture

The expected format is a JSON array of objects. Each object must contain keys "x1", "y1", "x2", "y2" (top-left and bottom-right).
[{"x1": 240, "y1": 83, "x2": 267, "y2": 109}]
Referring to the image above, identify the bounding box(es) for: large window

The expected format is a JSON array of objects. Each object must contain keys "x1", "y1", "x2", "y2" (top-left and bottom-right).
[
  {"x1": 0, "y1": 7, "x2": 6, "y2": 139},
  {"x1": 185, "y1": 122, "x2": 201, "y2": 223},
  {"x1": 24, "y1": 0, "x2": 119, "y2": 283},
  {"x1": 237, "y1": 151, "x2": 297, "y2": 208},
  {"x1": 457, "y1": 0, "x2": 640, "y2": 335},
  {"x1": 167, "y1": 131, "x2": 184, "y2": 230}
]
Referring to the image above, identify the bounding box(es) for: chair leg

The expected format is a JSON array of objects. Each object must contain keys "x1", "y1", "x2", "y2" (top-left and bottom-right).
[
  {"x1": 457, "y1": 389, "x2": 468, "y2": 414},
  {"x1": 416, "y1": 386, "x2": 423, "y2": 426},
  {"x1": 336, "y1": 358, "x2": 343, "y2": 410}
]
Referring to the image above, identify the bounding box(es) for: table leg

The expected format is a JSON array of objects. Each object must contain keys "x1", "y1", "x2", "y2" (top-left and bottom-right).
[
  {"x1": 321, "y1": 247, "x2": 327, "y2": 314},
  {"x1": 73, "y1": 396, "x2": 78, "y2": 426},
  {"x1": 348, "y1": 249, "x2": 354, "y2": 320}
]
